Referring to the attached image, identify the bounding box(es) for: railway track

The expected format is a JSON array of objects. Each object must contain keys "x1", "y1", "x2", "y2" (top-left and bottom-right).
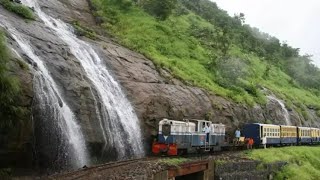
[
  {"x1": 49, "y1": 157, "x2": 157, "y2": 180},
  {"x1": 49, "y1": 146, "x2": 246, "y2": 179}
]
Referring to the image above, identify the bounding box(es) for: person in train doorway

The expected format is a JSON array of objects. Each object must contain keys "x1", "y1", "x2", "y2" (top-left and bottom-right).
[
  {"x1": 202, "y1": 123, "x2": 211, "y2": 144},
  {"x1": 261, "y1": 136, "x2": 267, "y2": 149},
  {"x1": 235, "y1": 128, "x2": 241, "y2": 144}
]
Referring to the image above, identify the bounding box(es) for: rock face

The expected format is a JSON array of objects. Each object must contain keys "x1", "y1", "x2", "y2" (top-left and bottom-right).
[
  {"x1": 0, "y1": 45, "x2": 34, "y2": 168},
  {"x1": 0, "y1": 0, "x2": 319, "y2": 172}
]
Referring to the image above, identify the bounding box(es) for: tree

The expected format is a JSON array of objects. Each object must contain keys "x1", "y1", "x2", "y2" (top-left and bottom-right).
[
  {"x1": 234, "y1": 12, "x2": 245, "y2": 25},
  {"x1": 215, "y1": 57, "x2": 249, "y2": 88},
  {"x1": 142, "y1": 0, "x2": 177, "y2": 20}
]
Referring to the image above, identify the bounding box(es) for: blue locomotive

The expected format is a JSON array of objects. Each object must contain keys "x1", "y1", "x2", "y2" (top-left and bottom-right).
[{"x1": 152, "y1": 119, "x2": 225, "y2": 155}]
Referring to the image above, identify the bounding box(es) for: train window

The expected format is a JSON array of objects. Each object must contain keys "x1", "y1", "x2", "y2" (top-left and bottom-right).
[{"x1": 162, "y1": 124, "x2": 171, "y2": 136}]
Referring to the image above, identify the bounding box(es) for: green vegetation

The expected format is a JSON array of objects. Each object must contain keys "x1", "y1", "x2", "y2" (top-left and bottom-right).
[
  {"x1": 159, "y1": 157, "x2": 190, "y2": 166},
  {"x1": 90, "y1": 0, "x2": 320, "y2": 112},
  {"x1": 246, "y1": 146, "x2": 320, "y2": 179},
  {"x1": 72, "y1": 21, "x2": 98, "y2": 40},
  {"x1": 0, "y1": 0, "x2": 35, "y2": 20},
  {"x1": 0, "y1": 30, "x2": 23, "y2": 128},
  {"x1": 0, "y1": 168, "x2": 11, "y2": 179}
]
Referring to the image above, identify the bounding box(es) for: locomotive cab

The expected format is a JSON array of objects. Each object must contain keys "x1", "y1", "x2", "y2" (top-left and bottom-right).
[
  {"x1": 153, "y1": 119, "x2": 195, "y2": 155},
  {"x1": 157, "y1": 119, "x2": 174, "y2": 144}
]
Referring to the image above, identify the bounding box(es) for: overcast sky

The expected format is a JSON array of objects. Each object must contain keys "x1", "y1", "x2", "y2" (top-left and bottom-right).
[{"x1": 212, "y1": 0, "x2": 320, "y2": 67}]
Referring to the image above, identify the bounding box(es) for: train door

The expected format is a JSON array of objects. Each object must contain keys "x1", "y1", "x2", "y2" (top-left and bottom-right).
[{"x1": 260, "y1": 126, "x2": 264, "y2": 145}]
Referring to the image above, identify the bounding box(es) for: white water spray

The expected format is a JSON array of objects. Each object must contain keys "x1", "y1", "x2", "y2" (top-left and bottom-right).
[
  {"x1": 21, "y1": 0, "x2": 144, "y2": 158},
  {"x1": 267, "y1": 95, "x2": 292, "y2": 125},
  {"x1": 0, "y1": 21, "x2": 88, "y2": 168}
]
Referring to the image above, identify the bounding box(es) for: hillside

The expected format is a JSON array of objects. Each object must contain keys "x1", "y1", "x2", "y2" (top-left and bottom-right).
[
  {"x1": 90, "y1": 0, "x2": 320, "y2": 121},
  {"x1": 246, "y1": 146, "x2": 320, "y2": 179}
]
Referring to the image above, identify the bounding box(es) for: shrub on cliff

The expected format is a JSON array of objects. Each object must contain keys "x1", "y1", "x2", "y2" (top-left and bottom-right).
[
  {"x1": 0, "y1": 31, "x2": 23, "y2": 127},
  {"x1": 0, "y1": 0, "x2": 35, "y2": 20},
  {"x1": 139, "y1": 0, "x2": 177, "y2": 20}
]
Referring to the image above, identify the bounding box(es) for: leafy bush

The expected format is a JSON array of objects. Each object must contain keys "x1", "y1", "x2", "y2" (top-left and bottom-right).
[
  {"x1": 140, "y1": 0, "x2": 177, "y2": 20},
  {"x1": 72, "y1": 21, "x2": 97, "y2": 40},
  {"x1": 0, "y1": 0, "x2": 35, "y2": 20}
]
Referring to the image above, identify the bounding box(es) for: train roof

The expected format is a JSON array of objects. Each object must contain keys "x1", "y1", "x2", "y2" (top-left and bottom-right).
[
  {"x1": 159, "y1": 119, "x2": 195, "y2": 125},
  {"x1": 249, "y1": 123, "x2": 280, "y2": 127},
  {"x1": 298, "y1": 126, "x2": 318, "y2": 129},
  {"x1": 280, "y1": 125, "x2": 297, "y2": 128},
  {"x1": 248, "y1": 123, "x2": 320, "y2": 129}
]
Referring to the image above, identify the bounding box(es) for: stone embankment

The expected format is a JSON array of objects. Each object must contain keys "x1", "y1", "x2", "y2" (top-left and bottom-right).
[{"x1": 46, "y1": 153, "x2": 286, "y2": 180}]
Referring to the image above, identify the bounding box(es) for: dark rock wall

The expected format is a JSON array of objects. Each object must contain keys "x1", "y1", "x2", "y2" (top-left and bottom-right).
[
  {"x1": 215, "y1": 160, "x2": 287, "y2": 180},
  {"x1": 0, "y1": 43, "x2": 33, "y2": 168}
]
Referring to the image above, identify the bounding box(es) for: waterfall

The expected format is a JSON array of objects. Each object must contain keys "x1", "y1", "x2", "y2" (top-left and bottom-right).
[
  {"x1": 20, "y1": 0, "x2": 144, "y2": 158},
  {"x1": 267, "y1": 95, "x2": 292, "y2": 125},
  {"x1": 0, "y1": 22, "x2": 88, "y2": 169}
]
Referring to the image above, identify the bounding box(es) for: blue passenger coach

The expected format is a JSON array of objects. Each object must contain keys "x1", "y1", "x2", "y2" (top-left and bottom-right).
[{"x1": 243, "y1": 123, "x2": 281, "y2": 146}]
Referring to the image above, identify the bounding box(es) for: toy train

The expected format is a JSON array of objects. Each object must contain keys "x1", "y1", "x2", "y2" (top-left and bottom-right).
[{"x1": 152, "y1": 119, "x2": 320, "y2": 156}]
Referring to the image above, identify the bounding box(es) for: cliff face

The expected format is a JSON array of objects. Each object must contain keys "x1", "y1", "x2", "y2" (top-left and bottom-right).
[{"x1": 0, "y1": 0, "x2": 318, "y2": 170}]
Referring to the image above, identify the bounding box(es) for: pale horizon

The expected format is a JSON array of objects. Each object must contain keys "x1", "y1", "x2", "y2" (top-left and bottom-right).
[{"x1": 212, "y1": 0, "x2": 320, "y2": 67}]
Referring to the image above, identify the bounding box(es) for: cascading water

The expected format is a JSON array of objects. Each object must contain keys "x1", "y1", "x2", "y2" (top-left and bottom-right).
[
  {"x1": 267, "y1": 95, "x2": 292, "y2": 125},
  {"x1": 0, "y1": 21, "x2": 88, "y2": 170},
  {"x1": 20, "y1": 0, "x2": 144, "y2": 158}
]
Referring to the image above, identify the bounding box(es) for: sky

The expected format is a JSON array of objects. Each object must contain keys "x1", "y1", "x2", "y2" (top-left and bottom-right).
[{"x1": 212, "y1": 0, "x2": 320, "y2": 67}]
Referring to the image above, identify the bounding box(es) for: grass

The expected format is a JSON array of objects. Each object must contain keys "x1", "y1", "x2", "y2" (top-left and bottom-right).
[
  {"x1": 0, "y1": 0, "x2": 35, "y2": 20},
  {"x1": 159, "y1": 157, "x2": 190, "y2": 166},
  {"x1": 91, "y1": 0, "x2": 320, "y2": 115},
  {"x1": 245, "y1": 146, "x2": 320, "y2": 179},
  {"x1": 72, "y1": 21, "x2": 97, "y2": 40}
]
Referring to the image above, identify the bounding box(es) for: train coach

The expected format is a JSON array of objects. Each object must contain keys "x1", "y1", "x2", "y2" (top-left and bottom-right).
[
  {"x1": 152, "y1": 119, "x2": 225, "y2": 155},
  {"x1": 280, "y1": 125, "x2": 297, "y2": 145},
  {"x1": 243, "y1": 123, "x2": 320, "y2": 146},
  {"x1": 242, "y1": 123, "x2": 280, "y2": 146},
  {"x1": 311, "y1": 128, "x2": 320, "y2": 143}
]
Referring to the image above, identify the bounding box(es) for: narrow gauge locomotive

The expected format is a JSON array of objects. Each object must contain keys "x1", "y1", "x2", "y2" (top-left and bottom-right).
[
  {"x1": 243, "y1": 123, "x2": 320, "y2": 146},
  {"x1": 152, "y1": 119, "x2": 225, "y2": 155}
]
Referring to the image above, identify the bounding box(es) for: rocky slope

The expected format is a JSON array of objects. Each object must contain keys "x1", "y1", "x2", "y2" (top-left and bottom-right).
[{"x1": 0, "y1": 0, "x2": 319, "y2": 171}]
